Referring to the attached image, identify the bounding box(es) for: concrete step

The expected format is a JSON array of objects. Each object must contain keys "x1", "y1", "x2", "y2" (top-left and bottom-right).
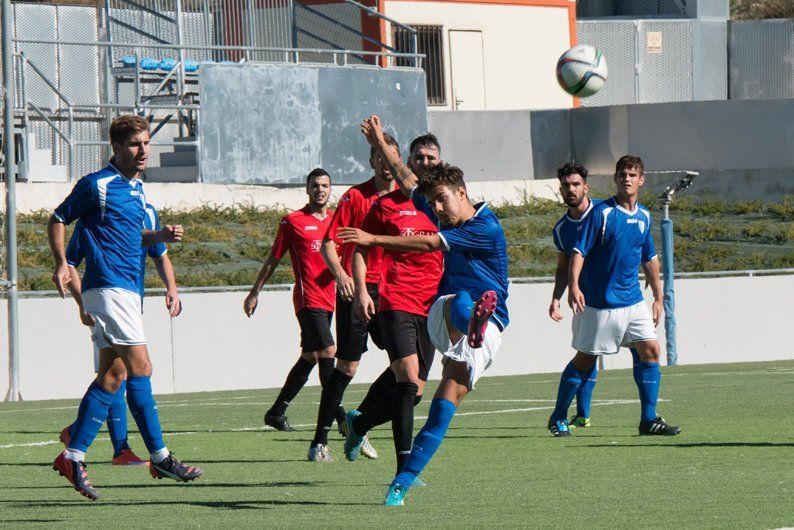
[
  {"x1": 172, "y1": 136, "x2": 197, "y2": 152},
  {"x1": 160, "y1": 150, "x2": 196, "y2": 167},
  {"x1": 144, "y1": 165, "x2": 198, "y2": 183}
]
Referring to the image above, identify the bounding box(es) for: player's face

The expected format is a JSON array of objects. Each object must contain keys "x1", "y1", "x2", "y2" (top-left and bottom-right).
[
  {"x1": 409, "y1": 145, "x2": 441, "y2": 177},
  {"x1": 426, "y1": 184, "x2": 467, "y2": 226},
  {"x1": 307, "y1": 175, "x2": 331, "y2": 208},
  {"x1": 112, "y1": 129, "x2": 151, "y2": 177},
  {"x1": 614, "y1": 166, "x2": 644, "y2": 198},
  {"x1": 370, "y1": 152, "x2": 393, "y2": 182},
  {"x1": 560, "y1": 174, "x2": 588, "y2": 207}
]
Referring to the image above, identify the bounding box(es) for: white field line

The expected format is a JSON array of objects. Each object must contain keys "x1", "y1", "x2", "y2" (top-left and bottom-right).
[{"x1": 0, "y1": 398, "x2": 663, "y2": 450}]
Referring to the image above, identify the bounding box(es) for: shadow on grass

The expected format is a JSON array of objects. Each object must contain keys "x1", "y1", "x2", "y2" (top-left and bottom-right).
[
  {"x1": 582, "y1": 442, "x2": 794, "y2": 448},
  {"x1": 0, "y1": 498, "x2": 378, "y2": 510},
  {"x1": 0, "y1": 458, "x2": 306, "y2": 467},
  {"x1": 4, "y1": 480, "x2": 318, "y2": 490}
]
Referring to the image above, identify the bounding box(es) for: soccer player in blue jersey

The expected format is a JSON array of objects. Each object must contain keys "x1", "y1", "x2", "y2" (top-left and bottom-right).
[
  {"x1": 60, "y1": 202, "x2": 181, "y2": 465},
  {"x1": 564, "y1": 155, "x2": 681, "y2": 437},
  {"x1": 48, "y1": 115, "x2": 201, "y2": 500},
  {"x1": 338, "y1": 115, "x2": 509, "y2": 506}
]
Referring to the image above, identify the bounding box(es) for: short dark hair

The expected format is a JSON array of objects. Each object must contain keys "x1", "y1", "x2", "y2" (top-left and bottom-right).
[
  {"x1": 109, "y1": 115, "x2": 149, "y2": 145},
  {"x1": 416, "y1": 163, "x2": 465, "y2": 195},
  {"x1": 615, "y1": 155, "x2": 644, "y2": 175},
  {"x1": 370, "y1": 133, "x2": 400, "y2": 159},
  {"x1": 557, "y1": 162, "x2": 588, "y2": 181},
  {"x1": 306, "y1": 167, "x2": 330, "y2": 185},
  {"x1": 410, "y1": 133, "x2": 441, "y2": 155}
]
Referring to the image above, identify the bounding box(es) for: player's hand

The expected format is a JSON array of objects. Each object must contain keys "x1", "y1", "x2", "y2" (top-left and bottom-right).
[
  {"x1": 360, "y1": 115, "x2": 385, "y2": 148},
  {"x1": 336, "y1": 272, "x2": 355, "y2": 302},
  {"x1": 79, "y1": 308, "x2": 95, "y2": 327},
  {"x1": 355, "y1": 292, "x2": 376, "y2": 323},
  {"x1": 160, "y1": 224, "x2": 184, "y2": 243},
  {"x1": 166, "y1": 290, "x2": 182, "y2": 317},
  {"x1": 652, "y1": 300, "x2": 663, "y2": 327},
  {"x1": 52, "y1": 263, "x2": 71, "y2": 298},
  {"x1": 568, "y1": 287, "x2": 586, "y2": 315},
  {"x1": 337, "y1": 227, "x2": 375, "y2": 247},
  {"x1": 244, "y1": 292, "x2": 258, "y2": 317},
  {"x1": 548, "y1": 299, "x2": 563, "y2": 322}
]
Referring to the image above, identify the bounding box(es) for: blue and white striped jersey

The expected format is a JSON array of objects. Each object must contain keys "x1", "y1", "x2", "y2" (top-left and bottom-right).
[
  {"x1": 573, "y1": 197, "x2": 657, "y2": 310},
  {"x1": 54, "y1": 163, "x2": 147, "y2": 295}
]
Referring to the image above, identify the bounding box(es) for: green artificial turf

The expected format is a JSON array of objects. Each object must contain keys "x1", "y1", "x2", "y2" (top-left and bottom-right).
[{"x1": 1, "y1": 360, "x2": 792, "y2": 527}]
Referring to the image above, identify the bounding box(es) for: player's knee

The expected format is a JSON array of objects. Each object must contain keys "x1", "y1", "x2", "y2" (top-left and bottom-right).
[
  {"x1": 317, "y1": 345, "x2": 336, "y2": 359},
  {"x1": 128, "y1": 358, "x2": 152, "y2": 377},
  {"x1": 638, "y1": 342, "x2": 661, "y2": 363},
  {"x1": 301, "y1": 351, "x2": 319, "y2": 364},
  {"x1": 336, "y1": 359, "x2": 358, "y2": 377}
]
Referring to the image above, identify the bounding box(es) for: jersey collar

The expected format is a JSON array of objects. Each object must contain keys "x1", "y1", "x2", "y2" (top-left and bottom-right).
[
  {"x1": 612, "y1": 196, "x2": 639, "y2": 215},
  {"x1": 106, "y1": 162, "x2": 142, "y2": 187},
  {"x1": 565, "y1": 198, "x2": 593, "y2": 223}
]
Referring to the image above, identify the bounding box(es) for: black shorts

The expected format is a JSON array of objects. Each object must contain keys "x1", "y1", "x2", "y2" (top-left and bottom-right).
[
  {"x1": 297, "y1": 308, "x2": 334, "y2": 353},
  {"x1": 379, "y1": 310, "x2": 436, "y2": 382},
  {"x1": 335, "y1": 283, "x2": 384, "y2": 362}
]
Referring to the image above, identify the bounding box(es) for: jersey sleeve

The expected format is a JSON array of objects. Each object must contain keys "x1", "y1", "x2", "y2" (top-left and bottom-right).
[
  {"x1": 53, "y1": 177, "x2": 97, "y2": 224},
  {"x1": 410, "y1": 187, "x2": 439, "y2": 226},
  {"x1": 147, "y1": 207, "x2": 168, "y2": 258},
  {"x1": 360, "y1": 201, "x2": 386, "y2": 235},
  {"x1": 65, "y1": 221, "x2": 85, "y2": 267},
  {"x1": 325, "y1": 190, "x2": 357, "y2": 243},
  {"x1": 270, "y1": 217, "x2": 291, "y2": 260},
  {"x1": 642, "y1": 215, "x2": 657, "y2": 262},
  {"x1": 552, "y1": 222, "x2": 565, "y2": 253},
  {"x1": 438, "y1": 217, "x2": 494, "y2": 253},
  {"x1": 573, "y1": 207, "x2": 601, "y2": 257}
]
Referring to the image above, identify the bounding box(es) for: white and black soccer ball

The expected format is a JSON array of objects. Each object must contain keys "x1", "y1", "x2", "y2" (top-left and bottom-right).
[{"x1": 556, "y1": 44, "x2": 608, "y2": 98}]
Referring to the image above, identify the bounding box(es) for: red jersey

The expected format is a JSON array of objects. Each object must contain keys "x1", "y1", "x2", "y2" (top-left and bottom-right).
[
  {"x1": 325, "y1": 177, "x2": 386, "y2": 285},
  {"x1": 360, "y1": 190, "x2": 443, "y2": 316},
  {"x1": 271, "y1": 205, "x2": 336, "y2": 314}
]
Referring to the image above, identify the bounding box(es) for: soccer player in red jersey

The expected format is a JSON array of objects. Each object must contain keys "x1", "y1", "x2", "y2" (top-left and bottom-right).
[
  {"x1": 309, "y1": 134, "x2": 399, "y2": 460},
  {"x1": 244, "y1": 169, "x2": 337, "y2": 436},
  {"x1": 342, "y1": 186, "x2": 444, "y2": 474}
]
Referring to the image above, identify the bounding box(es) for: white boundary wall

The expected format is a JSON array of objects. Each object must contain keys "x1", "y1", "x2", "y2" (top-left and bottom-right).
[{"x1": 2, "y1": 275, "x2": 792, "y2": 401}]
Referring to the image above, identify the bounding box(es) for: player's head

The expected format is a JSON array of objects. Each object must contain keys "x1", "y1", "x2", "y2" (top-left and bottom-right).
[
  {"x1": 109, "y1": 115, "x2": 150, "y2": 176},
  {"x1": 370, "y1": 133, "x2": 400, "y2": 182},
  {"x1": 557, "y1": 162, "x2": 589, "y2": 208},
  {"x1": 417, "y1": 164, "x2": 470, "y2": 226},
  {"x1": 614, "y1": 155, "x2": 645, "y2": 199},
  {"x1": 409, "y1": 133, "x2": 441, "y2": 177},
  {"x1": 306, "y1": 168, "x2": 331, "y2": 208}
]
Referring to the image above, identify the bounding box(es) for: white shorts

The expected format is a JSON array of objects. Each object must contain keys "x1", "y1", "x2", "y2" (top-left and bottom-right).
[
  {"x1": 428, "y1": 295, "x2": 503, "y2": 390},
  {"x1": 82, "y1": 287, "x2": 146, "y2": 351},
  {"x1": 571, "y1": 300, "x2": 657, "y2": 355}
]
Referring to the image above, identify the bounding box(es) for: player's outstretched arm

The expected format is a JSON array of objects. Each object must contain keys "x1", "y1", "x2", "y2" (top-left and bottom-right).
[
  {"x1": 142, "y1": 224, "x2": 184, "y2": 245},
  {"x1": 568, "y1": 252, "x2": 587, "y2": 314},
  {"x1": 154, "y1": 254, "x2": 182, "y2": 317},
  {"x1": 549, "y1": 252, "x2": 570, "y2": 322},
  {"x1": 641, "y1": 257, "x2": 664, "y2": 326},
  {"x1": 321, "y1": 238, "x2": 354, "y2": 301},
  {"x1": 338, "y1": 227, "x2": 443, "y2": 253},
  {"x1": 244, "y1": 253, "x2": 280, "y2": 317},
  {"x1": 47, "y1": 216, "x2": 70, "y2": 298},
  {"x1": 352, "y1": 247, "x2": 375, "y2": 322},
  {"x1": 361, "y1": 115, "x2": 417, "y2": 197}
]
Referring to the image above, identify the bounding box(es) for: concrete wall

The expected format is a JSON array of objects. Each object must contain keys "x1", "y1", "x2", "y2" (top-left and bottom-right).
[
  {"x1": 2, "y1": 275, "x2": 792, "y2": 400},
  {"x1": 384, "y1": 0, "x2": 574, "y2": 111}
]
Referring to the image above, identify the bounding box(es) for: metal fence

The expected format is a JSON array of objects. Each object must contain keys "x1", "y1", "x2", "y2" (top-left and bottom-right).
[{"x1": 729, "y1": 19, "x2": 794, "y2": 100}]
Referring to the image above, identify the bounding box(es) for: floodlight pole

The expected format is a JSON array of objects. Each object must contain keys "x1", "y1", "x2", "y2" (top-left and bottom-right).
[
  {"x1": 658, "y1": 171, "x2": 698, "y2": 366},
  {"x1": 2, "y1": 0, "x2": 22, "y2": 401}
]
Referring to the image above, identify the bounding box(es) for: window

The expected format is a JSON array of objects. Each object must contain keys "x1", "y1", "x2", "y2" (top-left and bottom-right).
[{"x1": 393, "y1": 24, "x2": 446, "y2": 106}]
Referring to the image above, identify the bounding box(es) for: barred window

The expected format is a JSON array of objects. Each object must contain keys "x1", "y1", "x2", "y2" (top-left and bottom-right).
[{"x1": 393, "y1": 25, "x2": 446, "y2": 106}]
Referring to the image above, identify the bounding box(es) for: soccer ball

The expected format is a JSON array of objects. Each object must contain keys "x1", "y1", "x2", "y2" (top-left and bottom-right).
[{"x1": 556, "y1": 44, "x2": 608, "y2": 98}]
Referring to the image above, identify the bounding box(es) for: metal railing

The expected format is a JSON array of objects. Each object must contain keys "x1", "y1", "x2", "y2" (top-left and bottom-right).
[{"x1": 11, "y1": 38, "x2": 423, "y2": 181}]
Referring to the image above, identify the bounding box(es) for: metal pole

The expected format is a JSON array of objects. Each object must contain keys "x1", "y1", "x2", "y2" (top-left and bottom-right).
[
  {"x1": 3, "y1": 0, "x2": 22, "y2": 401},
  {"x1": 175, "y1": 0, "x2": 186, "y2": 138},
  {"x1": 660, "y1": 200, "x2": 677, "y2": 365}
]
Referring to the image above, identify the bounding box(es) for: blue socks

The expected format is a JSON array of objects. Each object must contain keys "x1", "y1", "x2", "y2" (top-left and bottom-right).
[
  {"x1": 392, "y1": 398, "x2": 456, "y2": 490},
  {"x1": 575, "y1": 362, "x2": 598, "y2": 419},
  {"x1": 107, "y1": 380, "x2": 130, "y2": 457},
  {"x1": 635, "y1": 360, "x2": 661, "y2": 423},
  {"x1": 449, "y1": 292, "x2": 474, "y2": 335},
  {"x1": 125, "y1": 375, "x2": 166, "y2": 454},
  {"x1": 68, "y1": 380, "x2": 115, "y2": 453},
  {"x1": 551, "y1": 362, "x2": 582, "y2": 422}
]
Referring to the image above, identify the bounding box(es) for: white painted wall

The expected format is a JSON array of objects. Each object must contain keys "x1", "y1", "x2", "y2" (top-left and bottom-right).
[
  {"x1": 384, "y1": 1, "x2": 574, "y2": 111},
  {"x1": 3, "y1": 275, "x2": 792, "y2": 401}
]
